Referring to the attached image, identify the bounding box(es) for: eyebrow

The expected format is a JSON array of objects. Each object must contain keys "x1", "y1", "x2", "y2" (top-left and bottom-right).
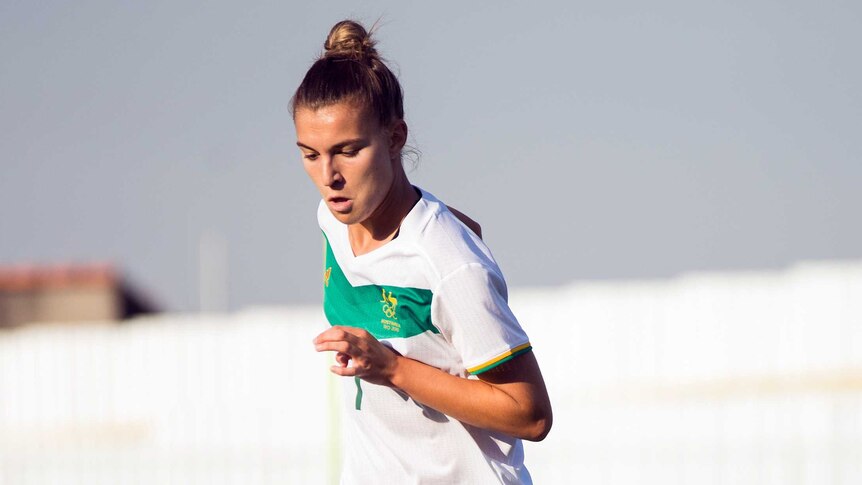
[{"x1": 296, "y1": 138, "x2": 367, "y2": 152}]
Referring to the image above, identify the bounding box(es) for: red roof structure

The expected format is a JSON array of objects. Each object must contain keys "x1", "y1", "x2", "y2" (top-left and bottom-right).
[{"x1": 0, "y1": 263, "x2": 159, "y2": 327}]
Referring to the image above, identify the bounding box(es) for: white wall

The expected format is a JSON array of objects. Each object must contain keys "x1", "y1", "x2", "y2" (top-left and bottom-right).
[
  {"x1": 518, "y1": 260, "x2": 862, "y2": 484},
  {"x1": 0, "y1": 308, "x2": 337, "y2": 485},
  {"x1": 1, "y1": 260, "x2": 860, "y2": 484}
]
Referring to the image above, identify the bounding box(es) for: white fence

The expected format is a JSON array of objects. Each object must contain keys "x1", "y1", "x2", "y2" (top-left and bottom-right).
[{"x1": 1, "y1": 260, "x2": 861, "y2": 484}]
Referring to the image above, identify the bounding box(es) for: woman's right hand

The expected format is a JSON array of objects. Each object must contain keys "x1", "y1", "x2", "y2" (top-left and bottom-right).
[{"x1": 313, "y1": 326, "x2": 401, "y2": 387}]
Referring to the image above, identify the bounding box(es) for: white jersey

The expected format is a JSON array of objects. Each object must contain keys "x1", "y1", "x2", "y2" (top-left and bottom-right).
[{"x1": 318, "y1": 186, "x2": 533, "y2": 484}]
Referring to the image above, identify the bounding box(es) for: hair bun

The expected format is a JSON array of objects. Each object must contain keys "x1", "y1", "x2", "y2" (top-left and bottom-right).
[{"x1": 324, "y1": 20, "x2": 378, "y2": 61}]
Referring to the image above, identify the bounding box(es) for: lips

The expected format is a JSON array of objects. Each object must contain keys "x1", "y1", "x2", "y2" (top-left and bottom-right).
[{"x1": 327, "y1": 196, "x2": 353, "y2": 213}]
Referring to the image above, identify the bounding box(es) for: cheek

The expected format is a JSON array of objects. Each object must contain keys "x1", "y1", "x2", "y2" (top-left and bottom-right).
[
  {"x1": 367, "y1": 151, "x2": 394, "y2": 183},
  {"x1": 351, "y1": 152, "x2": 390, "y2": 190}
]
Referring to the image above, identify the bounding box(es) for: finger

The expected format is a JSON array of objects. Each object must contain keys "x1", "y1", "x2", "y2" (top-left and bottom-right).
[
  {"x1": 336, "y1": 326, "x2": 369, "y2": 338},
  {"x1": 314, "y1": 340, "x2": 354, "y2": 355},
  {"x1": 314, "y1": 326, "x2": 360, "y2": 345},
  {"x1": 335, "y1": 352, "x2": 351, "y2": 367},
  {"x1": 330, "y1": 365, "x2": 357, "y2": 377},
  {"x1": 313, "y1": 327, "x2": 343, "y2": 345}
]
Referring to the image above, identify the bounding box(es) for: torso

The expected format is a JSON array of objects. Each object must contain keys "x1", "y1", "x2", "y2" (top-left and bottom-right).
[{"x1": 318, "y1": 186, "x2": 532, "y2": 484}]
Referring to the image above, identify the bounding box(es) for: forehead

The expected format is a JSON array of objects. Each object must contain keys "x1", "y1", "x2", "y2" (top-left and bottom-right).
[{"x1": 294, "y1": 103, "x2": 379, "y2": 144}]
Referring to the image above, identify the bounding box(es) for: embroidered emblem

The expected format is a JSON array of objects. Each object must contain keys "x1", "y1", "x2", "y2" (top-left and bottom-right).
[
  {"x1": 323, "y1": 267, "x2": 331, "y2": 287},
  {"x1": 379, "y1": 288, "x2": 400, "y2": 333},
  {"x1": 379, "y1": 288, "x2": 398, "y2": 319}
]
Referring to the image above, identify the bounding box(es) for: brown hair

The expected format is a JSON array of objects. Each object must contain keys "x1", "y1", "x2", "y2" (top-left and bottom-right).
[{"x1": 291, "y1": 20, "x2": 404, "y2": 128}]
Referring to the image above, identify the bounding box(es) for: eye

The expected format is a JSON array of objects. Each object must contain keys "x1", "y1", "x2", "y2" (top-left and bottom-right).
[
  {"x1": 341, "y1": 149, "x2": 360, "y2": 158},
  {"x1": 303, "y1": 152, "x2": 319, "y2": 161}
]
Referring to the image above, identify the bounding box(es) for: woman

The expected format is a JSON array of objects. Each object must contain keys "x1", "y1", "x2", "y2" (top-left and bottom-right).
[{"x1": 292, "y1": 20, "x2": 552, "y2": 483}]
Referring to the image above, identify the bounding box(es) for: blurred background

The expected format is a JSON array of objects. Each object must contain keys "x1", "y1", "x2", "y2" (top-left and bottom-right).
[{"x1": 1, "y1": 0, "x2": 860, "y2": 483}]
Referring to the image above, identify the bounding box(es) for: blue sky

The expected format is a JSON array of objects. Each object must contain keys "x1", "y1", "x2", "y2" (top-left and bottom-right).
[{"x1": 2, "y1": 0, "x2": 860, "y2": 311}]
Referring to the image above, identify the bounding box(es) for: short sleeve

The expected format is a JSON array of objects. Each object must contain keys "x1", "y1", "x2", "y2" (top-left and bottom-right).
[{"x1": 431, "y1": 263, "x2": 532, "y2": 374}]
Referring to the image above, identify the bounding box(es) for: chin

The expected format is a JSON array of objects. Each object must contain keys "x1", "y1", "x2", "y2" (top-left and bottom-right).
[{"x1": 330, "y1": 209, "x2": 360, "y2": 225}]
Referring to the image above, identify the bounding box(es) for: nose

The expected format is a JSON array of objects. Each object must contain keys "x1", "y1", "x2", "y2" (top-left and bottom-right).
[{"x1": 322, "y1": 157, "x2": 344, "y2": 188}]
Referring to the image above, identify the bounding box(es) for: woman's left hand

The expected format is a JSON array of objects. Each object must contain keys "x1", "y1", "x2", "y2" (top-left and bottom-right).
[{"x1": 313, "y1": 326, "x2": 400, "y2": 387}]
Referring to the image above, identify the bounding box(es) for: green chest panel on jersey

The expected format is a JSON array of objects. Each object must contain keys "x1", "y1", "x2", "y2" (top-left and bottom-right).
[{"x1": 323, "y1": 234, "x2": 438, "y2": 339}]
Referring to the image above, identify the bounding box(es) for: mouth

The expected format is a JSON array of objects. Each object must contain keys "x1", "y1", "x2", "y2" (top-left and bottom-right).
[{"x1": 327, "y1": 196, "x2": 353, "y2": 213}]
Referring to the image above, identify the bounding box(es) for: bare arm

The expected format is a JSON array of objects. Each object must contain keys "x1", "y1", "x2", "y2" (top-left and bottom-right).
[{"x1": 313, "y1": 326, "x2": 553, "y2": 441}]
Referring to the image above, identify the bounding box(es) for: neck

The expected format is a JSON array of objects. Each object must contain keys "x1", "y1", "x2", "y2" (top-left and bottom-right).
[{"x1": 348, "y1": 168, "x2": 419, "y2": 255}]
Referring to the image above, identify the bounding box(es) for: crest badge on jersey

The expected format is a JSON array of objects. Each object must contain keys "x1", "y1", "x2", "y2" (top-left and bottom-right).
[{"x1": 379, "y1": 288, "x2": 401, "y2": 333}]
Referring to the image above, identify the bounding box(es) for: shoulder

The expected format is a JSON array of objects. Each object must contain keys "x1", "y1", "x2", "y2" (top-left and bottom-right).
[
  {"x1": 445, "y1": 205, "x2": 482, "y2": 240},
  {"x1": 411, "y1": 187, "x2": 502, "y2": 284}
]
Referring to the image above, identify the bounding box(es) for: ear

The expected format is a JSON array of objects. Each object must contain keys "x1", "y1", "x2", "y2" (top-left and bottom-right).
[{"x1": 388, "y1": 119, "x2": 408, "y2": 159}]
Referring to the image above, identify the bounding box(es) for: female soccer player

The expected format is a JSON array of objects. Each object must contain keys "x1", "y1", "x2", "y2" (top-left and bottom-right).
[{"x1": 292, "y1": 20, "x2": 552, "y2": 483}]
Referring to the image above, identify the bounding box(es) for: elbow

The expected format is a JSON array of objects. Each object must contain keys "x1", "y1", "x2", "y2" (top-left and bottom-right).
[
  {"x1": 523, "y1": 414, "x2": 552, "y2": 442},
  {"x1": 518, "y1": 405, "x2": 553, "y2": 442}
]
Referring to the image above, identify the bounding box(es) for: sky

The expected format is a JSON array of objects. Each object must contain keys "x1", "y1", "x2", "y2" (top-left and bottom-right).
[{"x1": 1, "y1": 0, "x2": 860, "y2": 311}]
